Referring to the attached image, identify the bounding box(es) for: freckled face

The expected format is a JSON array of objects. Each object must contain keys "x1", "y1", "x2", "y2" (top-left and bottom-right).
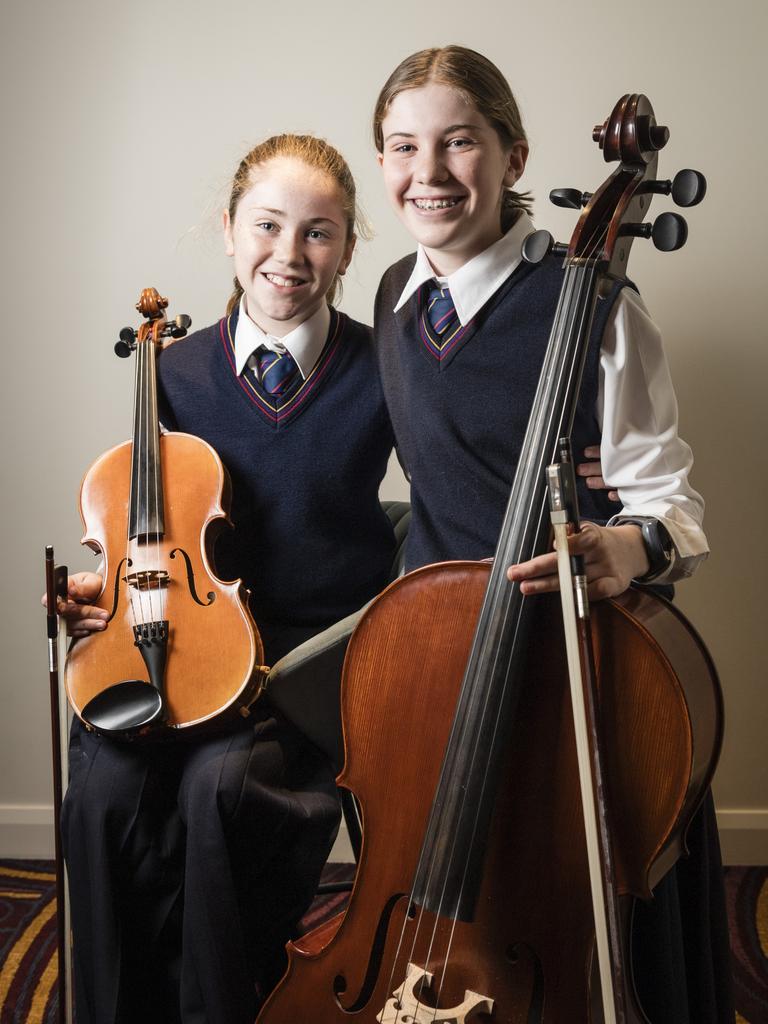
[
  {"x1": 378, "y1": 82, "x2": 527, "y2": 275},
  {"x1": 223, "y1": 156, "x2": 355, "y2": 337}
]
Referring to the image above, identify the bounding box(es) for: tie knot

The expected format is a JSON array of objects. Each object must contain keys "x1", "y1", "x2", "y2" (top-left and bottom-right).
[
  {"x1": 255, "y1": 346, "x2": 299, "y2": 394},
  {"x1": 426, "y1": 285, "x2": 457, "y2": 335}
]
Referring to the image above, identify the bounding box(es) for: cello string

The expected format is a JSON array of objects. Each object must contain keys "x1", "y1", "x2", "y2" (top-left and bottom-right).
[
  {"x1": 427, "y1": 260, "x2": 594, "y2": 1010},
  {"x1": 387, "y1": 211, "x2": 611, "y2": 1019},
  {"x1": 431, "y1": 221, "x2": 609, "y2": 1007},
  {"x1": 427, "y1": 223, "x2": 608, "y2": 1010},
  {"x1": 402, "y1": 259, "x2": 593, "y2": 1019},
  {"x1": 399, "y1": 258, "x2": 592, "y2": 1020}
]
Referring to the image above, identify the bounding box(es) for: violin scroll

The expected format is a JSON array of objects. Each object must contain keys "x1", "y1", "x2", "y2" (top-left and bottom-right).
[{"x1": 114, "y1": 287, "x2": 192, "y2": 357}]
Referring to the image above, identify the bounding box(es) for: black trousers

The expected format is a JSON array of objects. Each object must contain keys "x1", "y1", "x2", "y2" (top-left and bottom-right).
[
  {"x1": 632, "y1": 789, "x2": 735, "y2": 1023},
  {"x1": 61, "y1": 707, "x2": 340, "y2": 1024}
]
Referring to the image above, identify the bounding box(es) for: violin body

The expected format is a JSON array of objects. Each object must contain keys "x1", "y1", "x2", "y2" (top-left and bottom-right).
[
  {"x1": 259, "y1": 562, "x2": 722, "y2": 1023},
  {"x1": 65, "y1": 431, "x2": 263, "y2": 730},
  {"x1": 65, "y1": 289, "x2": 265, "y2": 737}
]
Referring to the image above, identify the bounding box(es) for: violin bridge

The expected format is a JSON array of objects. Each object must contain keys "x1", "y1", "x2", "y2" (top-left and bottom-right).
[
  {"x1": 123, "y1": 569, "x2": 170, "y2": 591},
  {"x1": 376, "y1": 963, "x2": 494, "y2": 1024}
]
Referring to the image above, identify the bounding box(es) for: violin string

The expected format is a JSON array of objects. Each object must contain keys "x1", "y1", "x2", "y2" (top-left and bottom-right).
[
  {"x1": 140, "y1": 335, "x2": 153, "y2": 626},
  {"x1": 148, "y1": 335, "x2": 158, "y2": 626},
  {"x1": 126, "y1": 340, "x2": 141, "y2": 630},
  {"x1": 133, "y1": 340, "x2": 147, "y2": 629},
  {"x1": 151, "y1": 335, "x2": 164, "y2": 626}
]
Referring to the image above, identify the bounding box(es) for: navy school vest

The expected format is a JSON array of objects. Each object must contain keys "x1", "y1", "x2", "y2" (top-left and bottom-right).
[
  {"x1": 374, "y1": 253, "x2": 625, "y2": 571},
  {"x1": 157, "y1": 307, "x2": 395, "y2": 648}
]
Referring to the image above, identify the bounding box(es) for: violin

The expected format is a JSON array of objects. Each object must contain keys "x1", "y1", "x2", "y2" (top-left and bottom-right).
[
  {"x1": 256, "y1": 97, "x2": 721, "y2": 1022},
  {"x1": 65, "y1": 288, "x2": 266, "y2": 737}
]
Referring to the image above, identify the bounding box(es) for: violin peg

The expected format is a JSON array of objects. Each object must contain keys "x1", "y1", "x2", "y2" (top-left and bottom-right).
[
  {"x1": 652, "y1": 212, "x2": 688, "y2": 252},
  {"x1": 671, "y1": 169, "x2": 707, "y2": 208},
  {"x1": 115, "y1": 327, "x2": 136, "y2": 358},
  {"x1": 168, "y1": 313, "x2": 192, "y2": 339},
  {"x1": 549, "y1": 189, "x2": 591, "y2": 210}
]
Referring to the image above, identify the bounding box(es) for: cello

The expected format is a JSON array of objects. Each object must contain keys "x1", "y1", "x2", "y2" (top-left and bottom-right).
[
  {"x1": 64, "y1": 288, "x2": 266, "y2": 737},
  {"x1": 257, "y1": 95, "x2": 721, "y2": 1022}
]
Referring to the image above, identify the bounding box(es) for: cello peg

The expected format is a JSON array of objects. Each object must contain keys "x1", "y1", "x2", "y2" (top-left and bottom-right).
[
  {"x1": 521, "y1": 230, "x2": 568, "y2": 265},
  {"x1": 671, "y1": 169, "x2": 706, "y2": 207},
  {"x1": 641, "y1": 169, "x2": 707, "y2": 208},
  {"x1": 549, "y1": 189, "x2": 591, "y2": 210},
  {"x1": 652, "y1": 212, "x2": 688, "y2": 251},
  {"x1": 636, "y1": 116, "x2": 670, "y2": 152},
  {"x1": 620, "y1": 214, "x2": 688, "y2": 251}
]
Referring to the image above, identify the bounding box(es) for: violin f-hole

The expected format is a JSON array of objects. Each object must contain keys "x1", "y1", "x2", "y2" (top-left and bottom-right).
[{"x1": 170, "y1": 548, "x2": 216, "y2": 606}]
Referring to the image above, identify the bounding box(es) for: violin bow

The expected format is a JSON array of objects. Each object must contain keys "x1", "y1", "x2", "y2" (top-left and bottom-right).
[{"x1": 44, "y1": 546, "x2": 74, "y2": 1024}]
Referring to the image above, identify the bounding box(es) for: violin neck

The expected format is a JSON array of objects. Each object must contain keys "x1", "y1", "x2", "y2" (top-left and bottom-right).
[
  {"x1": 128, "y1": 338, "x2": 165, "y2": 542},
  {"x1": 413, "y1": 259, "x2": 602, "y2": 921}
]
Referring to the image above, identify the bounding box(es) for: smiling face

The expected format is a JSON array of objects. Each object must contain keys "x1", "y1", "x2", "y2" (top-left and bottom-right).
[
  {"x1": 223, "y1": 155, "x2": 355, "y2": 337},
  {"x1": 378, "y1": 81, "x2": 527, "y2": 275}
]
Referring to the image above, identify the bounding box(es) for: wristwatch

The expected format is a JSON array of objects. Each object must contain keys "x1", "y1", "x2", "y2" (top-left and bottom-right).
[{"x1": 620, "y1": 517, "x2": 675, "y2": 582}]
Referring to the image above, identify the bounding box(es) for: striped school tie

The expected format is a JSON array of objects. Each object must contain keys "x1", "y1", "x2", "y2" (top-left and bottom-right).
[
  {"x1": 426, "y1": 285, "x2": 459, "y2": 336},
  {"x1": 256, "y1": 347, "x2": 300, "y2": 394}
]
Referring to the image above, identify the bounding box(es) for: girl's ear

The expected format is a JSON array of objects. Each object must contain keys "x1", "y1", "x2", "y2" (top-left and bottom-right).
[
  {"x1": 222, "y1": 208, "x2": 235, "y2": 257},
  {"x1": 504, "y1": 141, "x2": 529, "y2": 188},
  {"x1": 337, "y1": 234, "x2": 357, "y2": 277}
]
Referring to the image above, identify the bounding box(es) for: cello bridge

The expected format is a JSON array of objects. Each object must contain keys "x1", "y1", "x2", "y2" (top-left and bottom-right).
[
  {"x1": 376, "y1": 963, "x2": 494, "y2": 1024},
  {"x1": 123, "y1": 569, "x2": 170, "y2": 592}
]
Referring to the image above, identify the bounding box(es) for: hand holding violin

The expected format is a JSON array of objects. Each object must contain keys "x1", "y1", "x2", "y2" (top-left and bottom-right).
[{"x1": 41, "y1": 572, "x2": 108, "y2": 638}]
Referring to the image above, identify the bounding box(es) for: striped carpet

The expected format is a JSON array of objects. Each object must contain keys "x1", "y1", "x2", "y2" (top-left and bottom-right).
[{"x1": 1, "y1": 861, "x2": 765, "y2": 1023}]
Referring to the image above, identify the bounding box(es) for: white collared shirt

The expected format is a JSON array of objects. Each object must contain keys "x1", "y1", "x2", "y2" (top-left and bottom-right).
[
  {"x1": 233, "y1": 296, "x2": 330, "y2": 380},
  {"x1": 394, "y1": 213, "x2": 535, "y2": 325},
  {"x1": 392, "y1": 219, "x2": 708, "y2": 581}
]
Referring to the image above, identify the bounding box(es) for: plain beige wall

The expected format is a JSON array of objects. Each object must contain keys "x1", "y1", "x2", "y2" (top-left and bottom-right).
[{"x1": 1, "y1": 0, "x2": 765, "y2": 861}]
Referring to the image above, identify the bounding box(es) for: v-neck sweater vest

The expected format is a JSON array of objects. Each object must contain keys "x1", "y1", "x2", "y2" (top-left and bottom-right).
[
  {"x1": 375, "y1": 253, "x2": 623, "y2": 571},
  {"x1": 157, "y1": 307, "x2": 395, "y2": 637}
]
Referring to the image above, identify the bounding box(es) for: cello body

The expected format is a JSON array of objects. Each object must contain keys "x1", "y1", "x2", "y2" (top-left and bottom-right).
[
  {"x1": 259, "y1": 562, "x2": 722, "y2": 1023},
  {"x1": 258, "y1": 94, "x2": 718, "y2": 1022}
]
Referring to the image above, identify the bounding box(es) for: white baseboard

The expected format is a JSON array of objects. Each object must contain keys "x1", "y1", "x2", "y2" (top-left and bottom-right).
[
  {"x1": 715, "y1": 809, "x2": 768, "y2": 865},
  {"x1": 0, "y1": 804, "x2": 358, "y2": 864},
  {"x1": 2, "y1": 805, "x2": 766, "y2": 866},
  {"x1": 0, "y1": 806, "x2": 56, "y2": 859}
]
